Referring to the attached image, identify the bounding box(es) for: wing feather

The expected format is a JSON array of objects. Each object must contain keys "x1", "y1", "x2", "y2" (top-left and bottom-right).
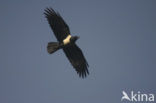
[
  {"x1": 44, "y1": 8, "x2": 70, "y2": 42},
  {"x1": 63, "y1": 44, "x2": 89, "y2": 78}
]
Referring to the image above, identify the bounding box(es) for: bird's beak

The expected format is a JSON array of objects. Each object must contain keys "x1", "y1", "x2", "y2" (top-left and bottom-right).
[{"x1": 77, "y1": 36, "x2": 80, "y2": 39}]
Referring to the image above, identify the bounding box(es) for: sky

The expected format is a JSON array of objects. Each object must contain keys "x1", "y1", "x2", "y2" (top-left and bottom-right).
[{"x1": 0, "y1": 0, "x2": 156, "y2": 103}]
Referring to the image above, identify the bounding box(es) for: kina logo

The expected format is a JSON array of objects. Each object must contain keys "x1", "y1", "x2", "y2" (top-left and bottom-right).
[{"x1": 121, "y1": 91, "x2": 154, "y2": 102}]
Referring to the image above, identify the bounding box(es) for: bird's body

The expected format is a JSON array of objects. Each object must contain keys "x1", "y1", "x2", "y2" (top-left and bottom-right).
[
  {"x1": 63, "y1": 35, "x2": 71, "y2": 45},
  {"x1": 44, "y1": 8, "x2": 89, "y2": 78}
]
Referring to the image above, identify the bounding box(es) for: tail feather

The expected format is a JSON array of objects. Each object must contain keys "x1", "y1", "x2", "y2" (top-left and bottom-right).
[{"x1": 47, "y1": 42, "x2": 60, "y2": 54}]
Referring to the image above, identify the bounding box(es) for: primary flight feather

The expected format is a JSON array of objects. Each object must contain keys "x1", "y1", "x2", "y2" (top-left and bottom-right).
[{"x1": 44, "y1": 8, "x2": 89, "y2": 78}]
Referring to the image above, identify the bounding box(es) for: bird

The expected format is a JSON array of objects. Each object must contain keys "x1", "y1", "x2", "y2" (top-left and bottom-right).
[{"x1": 44, "y1": 8, "x2": 89, "y2": 78}]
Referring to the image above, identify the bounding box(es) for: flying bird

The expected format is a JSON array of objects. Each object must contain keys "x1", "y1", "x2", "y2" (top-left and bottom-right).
[{"x1": 44, "y1": 8, "x2": 89, "y2": 78}]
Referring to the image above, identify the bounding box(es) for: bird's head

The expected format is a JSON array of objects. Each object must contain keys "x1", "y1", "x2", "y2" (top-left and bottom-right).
[{"x1": 70, "y1": 36, "x2": 80, "y2": 43}]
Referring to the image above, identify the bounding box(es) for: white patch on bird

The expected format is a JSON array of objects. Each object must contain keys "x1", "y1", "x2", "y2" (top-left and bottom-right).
[{"x1": 63, "y1": 35, "x2": 71, "y2": 45}]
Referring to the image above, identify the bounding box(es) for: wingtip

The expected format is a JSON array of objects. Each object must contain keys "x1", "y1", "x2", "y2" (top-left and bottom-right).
[
  {"x1": 44, "y1": 7, "x2": 56, "y2": 16},
  {"x1": 77, "y1": 67, "x2": 89, "y2": 78}
]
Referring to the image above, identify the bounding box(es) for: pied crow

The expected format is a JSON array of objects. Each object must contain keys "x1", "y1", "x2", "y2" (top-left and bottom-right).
[{"x1": 44, "y1": 8, "x2": 89, "y2": 78}]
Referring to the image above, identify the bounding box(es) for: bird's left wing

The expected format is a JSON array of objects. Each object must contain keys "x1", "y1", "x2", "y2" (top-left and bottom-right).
[
  {"x1": 44, "y1": 8, "x2": 70, "y2": 42},
  {"x1": 63, "y1": 44, "x2": 89, "y2": 78}
]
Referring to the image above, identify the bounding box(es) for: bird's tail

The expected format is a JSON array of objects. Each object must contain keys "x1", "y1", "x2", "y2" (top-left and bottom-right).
[{"x1": 47, "y1": 42, "x2": 61, "y2": 54}]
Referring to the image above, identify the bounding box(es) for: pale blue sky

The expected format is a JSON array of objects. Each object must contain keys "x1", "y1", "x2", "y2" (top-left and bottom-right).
[{"x1": 0, "y1": 0, "x2": 156, "y2": 103}]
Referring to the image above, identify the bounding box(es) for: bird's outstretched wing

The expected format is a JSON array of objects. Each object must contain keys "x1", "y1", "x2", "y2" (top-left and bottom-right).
[
  {"x1": 63, "y1": 44, "x2": 89, "y2": 78},
  {"x1": 44, "y1": 8, "x2": 70, "y2": 42}
]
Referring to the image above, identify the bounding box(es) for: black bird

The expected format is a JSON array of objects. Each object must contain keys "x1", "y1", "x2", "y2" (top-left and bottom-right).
[{"x1": 44, "y1": 8, "x2": 89, "y2": 78}]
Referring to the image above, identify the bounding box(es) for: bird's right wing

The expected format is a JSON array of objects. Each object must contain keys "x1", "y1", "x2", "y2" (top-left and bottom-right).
[
  {"x1": 44, "y1": 8, "x2": 70, "y2": 42},
  {"x1": 63, "y1": 44, "x2": 89, "y2": 78}
]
